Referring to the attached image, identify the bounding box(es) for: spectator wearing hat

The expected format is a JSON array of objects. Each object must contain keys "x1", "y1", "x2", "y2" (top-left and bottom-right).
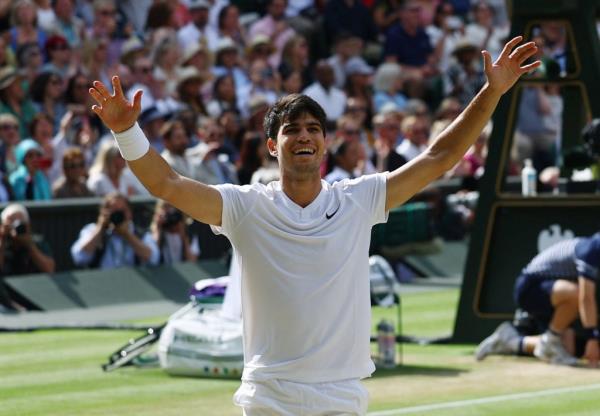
[
  {"x1": 8, "y1": 0, "x2": 48, "y2": 55},
  {"x1": 180, "y1": 42, "x2": 213, "y2": 82},
  {"x1": 16, "y1": 42, "x2": 43, "y2": 85},
  {"x1": 344, "y1": 56, "x2": 374, "y2": 118},
  {"x1": 373, "y1": 62, "x2": 408, "y2": 114},
  {"x1": 443, "y1": 37, "x2": 486, "y2": 106},
  {"x1": 139, "y1": 105, "x2": 169, "y2": 153},
  {"x1": 153, "y1": 36, "x2": 181, "y2": 97},
  {"x1": 212, "y1": 37, "x2": 250, "y2": 92},
  {"x1": 42, "y1": 35, "x2": 74, "y2": 78},
  {"x1": 9, "y1": 138, "x2": 52, "y2": 201},
  {"x1": 302, "y1": 61, "x2": 346, "y2": 129},
  {"x1": 249, "y1": 0, "x2": 297, "y2": 68},
  {"x1": 52, "y1": 146, "x2": 93, "y2": 198},
  {"x1": 49, "y1": 0, "x2": 84, "y2": 48},
  {"x1": 326, "y1": 34, "x2": 363, "y2": 90},
  {"x1": 465, "y1": 1, "x2": 509, "y2": 61},
  {"x1": 176, "y1": 66, "x2": 207, "y2": 119},
  {"x1": 246, "y1": 34, "x2": 276, "y2": 67},
  {"x1": 177, "y1": 0, "x2": 219, "y2": 51},
  {"x1": 238, "y1": 60, "x2": 279, "y2": 118},
  {"x1": 383, "y1": 1, "x2": 435, "y2": 78},
  {"x1": 0, "y1": 66, "x2": 37, "y2": 139}
]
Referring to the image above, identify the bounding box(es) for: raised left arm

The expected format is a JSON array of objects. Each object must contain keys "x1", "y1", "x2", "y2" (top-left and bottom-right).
[{"x1": 385, "y1": 36, "x2": 541, "y2": 211}]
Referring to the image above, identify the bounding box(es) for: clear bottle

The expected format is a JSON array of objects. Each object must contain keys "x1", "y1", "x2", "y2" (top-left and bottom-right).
[
  {"x1": 377, "y1": 319, "x2": 396, "y2": 368},
  {"x1": 521, "y1": 158, "x2": 537, "y2": 196}
]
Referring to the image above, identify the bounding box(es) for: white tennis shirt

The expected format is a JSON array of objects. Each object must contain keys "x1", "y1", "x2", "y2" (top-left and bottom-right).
[{"x1": 212, "y1": 173, "x2": 388, "y2": 383}]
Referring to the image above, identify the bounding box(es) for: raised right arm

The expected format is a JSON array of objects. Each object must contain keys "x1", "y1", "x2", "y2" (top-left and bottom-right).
[{"x1": 89, "y1": 76, "x2": 223, "y2": 226}]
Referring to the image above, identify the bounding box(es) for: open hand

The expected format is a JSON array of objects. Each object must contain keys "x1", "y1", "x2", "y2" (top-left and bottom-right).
[
  {"x1": 89, "y1": 76, "x2": 142, "y2": 133},
  {"x1": 482, "y1": 36, "x2": 541, "y2": 96}
]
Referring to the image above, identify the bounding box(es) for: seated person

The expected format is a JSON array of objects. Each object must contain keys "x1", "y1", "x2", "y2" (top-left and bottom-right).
[
  {"x1": 0, "y1": 203, "x2": 55, "y2": 311},
  {"x1": 52, "y1": 147, "x2": 94, "y2": 198},
  {"x1": 475, "y1": 231, "x2": 600, "y2": 367},
  {"x1": 71, "y1": 192, "x2": 160, "y2": 269},
  {"x1": 150, "y1": 200, "x2": 199, "y2": 264}
]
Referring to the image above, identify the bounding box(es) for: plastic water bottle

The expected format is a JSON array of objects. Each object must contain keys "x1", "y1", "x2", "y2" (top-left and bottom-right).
[
  {"x1": 377, "y1": 319, "x2": 396, "y2": 368},
  {"x1": 521, "y1": 158, "x2": 537, "y2": 196}
]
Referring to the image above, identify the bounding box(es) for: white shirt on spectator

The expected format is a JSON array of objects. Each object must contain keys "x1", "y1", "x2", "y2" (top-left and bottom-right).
[
  {"x1": 211, "y1": 173, "x2": 387, "y2": 382},
  {"x1": 396, "y1": 140, "x2": 426, "y2": 162},
  {"x1": 71, "y1": 222, "x2": 160, "y2": 268},
  {"x1": 302, "y1": 83, "x2": 347, "y2": 123},
  {"x1": 178, "y1": 22, "x2": 220, "y2": 51}
]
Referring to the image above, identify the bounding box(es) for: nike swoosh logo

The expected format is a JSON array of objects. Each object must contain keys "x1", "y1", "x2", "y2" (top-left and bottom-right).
[{"x1": 325, "y1": 203, "x2": 341, "y2": 220}]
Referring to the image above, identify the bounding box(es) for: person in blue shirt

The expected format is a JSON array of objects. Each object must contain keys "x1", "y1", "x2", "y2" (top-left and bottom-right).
[
  {"x1": 476, "y1": 232, "x2": 600, "y2": 367},
  {"x1": 9, "y1": 139, "x2": 52, "y2": 201}
]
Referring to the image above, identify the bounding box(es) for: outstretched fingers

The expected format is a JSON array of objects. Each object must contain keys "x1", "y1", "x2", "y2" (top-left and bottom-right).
[
  {"x1": 498, "y1": 36, "x2": 523, "y2": 59},
  {"x1": 111, "y1": 76, "x2": 125, "y2": 99},
  {"x1": 509, "y1": 41, "x2": 537, "y2": 62}
]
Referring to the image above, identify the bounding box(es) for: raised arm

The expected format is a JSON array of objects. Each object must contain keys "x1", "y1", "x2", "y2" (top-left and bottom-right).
[
  {"x1": 385, "y1": 36, "x2": 541, "y2": 211},
  {"x1": 89, "y1": 76, "x2": 223, "y2": 226}
]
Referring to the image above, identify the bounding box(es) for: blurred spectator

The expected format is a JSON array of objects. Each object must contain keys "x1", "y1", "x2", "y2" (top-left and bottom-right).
[
  {"x1": 86, "y1": 141, "x2": 137, "y2": 196},
  {"x1": 426, "y1": 1, "x2": 464, "y2": 73},
  {"x1": 344, "y1": 56, "x2": 374, "y2": 117},
  {"x1": 443, "y1": 37, "x2": 486, "y2": 106},
  {"x1": 9, "y1": 0, "x2": 47, "y2": 54},
  {"x1": 372, "y1": 112, "x2": 407, "y2": 172},
  {"x1": 49, "y1": 0, "x2": 84, "y2": 48},
  {"x1": 239, "y1": 59, "x2": 279, "y2": 117},
  {"x1": 191, "y1": 118, "x2": 239, "y2": 185},
  {"x1": 537, "y1": 21, "x2": 569, "y2": 75},
  {"x1": 28, "y1": 113, "x2": 55, "y2": 180},
  {"x1": 302, "y1": 60, "x2": 346, "y2": 129},
  {"x1": 0, "y1": 113, "x2": 23, "y2": 175},
  {"x1": 70, "y1": 192, "x2": 159, "y2": 269},
  {"x1": 206, "y1": 74, "x2": 241, "y2": 118},
  {"x1": 324, "y1": 137, "x2": 362, "y2": 183},
  {"x1": 16, "y1": 42, "x2": 43, "y2": 84},
  {"x1": 150, "y1": 200, "x2": 199, "y2": 264},
  {"x1": 278, "y1": 35, "x2": 312, "y2": 89},
  {"x1": 465, "y1": 1, "x2": 509, "y2": 61},
  {"x1": 81, "y1": 36, "x2": 115, "y2": 88},
  {"x1": 0, "y1": 203, "x2": 55, "y2": 310},
  {"x1": 372, "y1": 0, "x2": 403, "y2": 33},
  {"x1": 139, "y1": 105, "x2": 169, "y2": 153},
  {"x1": 323, "y1": 0, "x2": 377, "y2": 49},
  {"x1": 30, "y1": 71, "x2": 67, "y2": 133},
  {"x1": 42, "y1": 34, "x2": 74, "y2": 78},
  {"x1": 153, "y1": 36, "x2": 181, "y2": 96},
  {"x1": 279, "y1": 66, "x2": 303, "y2": 95},
  {"x1": 249, "y1": 0, "x2": 297, "y2": 68},
  {"x1": 212, "y1": 37, "x2": 250, "y2": 92},
  {"x1": 237, "y1": 133, "x2": 265, "y2": 185},
  {"x1": 216, "y1": 5, "x2": 247, "y2": 50},
  {"x1": 245, "y1": 34, "x2": 276, "y2": 66},
  {"x1": 175, "y1": 66, "x2": 207, "y2": 119},
  {"x1": 396, "y1": 114, "x2": 429, "y2": 161},
  {"x1": 177, "y1": 0, "x2": 218, "y2": 51},
  {"x1": 372, "y1": 62, "x2": 407, "y2": 113},
  {"x1": 9, "y1": 138, "x2": 52, "y2": 200},
  {"x1": 434, "y1": 96, "x2": 462, "y2": 123},
  {"x1": 85, "y1": 0, "x2": 122, "y2": 66},
  {"x1": 52, "y1": 146, "x2": 92, "y2": 198},
  {"x1": 126, "y1": 55, "x2": 159, "y2": 111},
  {"x1": 0, "y1": 66, "x2": 36, "y2": 138},
  {"x1": 160, "y1": 119, "x2": 194, "y2": 178},
  {"x1": 219, "y1": 108, "x2": 246, "y2": 152},
  {"x1": 179, "y1": 42, "x2": 213, "y2": 85},
  {"x1": 383, "y1": 1, "x2": 435, "y2": 78},
  {"x1": 327, "y1": 34, "x2": 363, "y2": 89}
]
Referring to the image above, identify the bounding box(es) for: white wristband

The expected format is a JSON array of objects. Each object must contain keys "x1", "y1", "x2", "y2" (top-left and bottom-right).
[{"x1": 111, "y1": 122, "x2": 150, "y2": 161}]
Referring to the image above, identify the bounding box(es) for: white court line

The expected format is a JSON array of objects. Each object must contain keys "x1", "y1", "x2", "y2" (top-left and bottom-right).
[{"x1": 367, "y1": 382, "x2": 600, "y2": 415}]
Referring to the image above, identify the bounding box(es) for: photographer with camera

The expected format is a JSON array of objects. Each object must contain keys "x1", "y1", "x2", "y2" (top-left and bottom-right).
[
  {"x1": 0, "y1": 203, "x2": 55, "y2": 311},
  {"x1": 70, "y1": 192, "x2": 159, "y2": 269},
  {"x1": 150, "y1": 200, "x2": 199, "y2": 264}
]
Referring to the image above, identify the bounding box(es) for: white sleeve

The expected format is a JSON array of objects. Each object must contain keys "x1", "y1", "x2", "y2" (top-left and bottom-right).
[
  {"x1": 142, "y1": 232, "x2": 161, "y2": 266},
  {"x1": 70, "y1": 223, "x2": 98, "y2": 266},
  {"x1": 209, "y1": 183, "x2": 260, "y2": 238},
  {"x1": 338, "y1": 173, "x2": 388, "y2": 226}
]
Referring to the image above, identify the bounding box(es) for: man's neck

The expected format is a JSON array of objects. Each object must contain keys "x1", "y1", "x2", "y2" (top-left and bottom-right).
[{"x1": 280, "y1": 172, "x2": 323, "y2": 208}]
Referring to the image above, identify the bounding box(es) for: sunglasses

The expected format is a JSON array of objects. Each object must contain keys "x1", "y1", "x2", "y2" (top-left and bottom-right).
[{"x1": 0, "y1": 124, "x2": 18, "y2": 130}]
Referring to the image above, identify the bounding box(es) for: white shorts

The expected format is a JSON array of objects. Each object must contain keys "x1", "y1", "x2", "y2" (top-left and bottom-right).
[{"x1": 234, "y1": 378, "x2": 369, "y2": 416}]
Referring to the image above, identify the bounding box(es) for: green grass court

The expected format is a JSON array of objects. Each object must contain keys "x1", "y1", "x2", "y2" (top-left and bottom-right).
[{"x1": 2, "y1": 288, "x2": 600, "y2": 416}]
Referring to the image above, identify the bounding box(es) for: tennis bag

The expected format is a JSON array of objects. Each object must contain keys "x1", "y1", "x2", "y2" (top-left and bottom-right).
[{"x1": 157, "y1": 300, "x2": 244, "y2": 378}]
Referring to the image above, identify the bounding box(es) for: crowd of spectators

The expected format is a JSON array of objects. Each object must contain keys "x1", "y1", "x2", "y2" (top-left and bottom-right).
[{"x1": 0, "y1": 0, "x2": 577, "y2": 310}]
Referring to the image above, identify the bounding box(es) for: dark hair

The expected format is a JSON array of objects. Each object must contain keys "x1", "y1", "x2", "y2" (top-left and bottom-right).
[
  {"x1": 263, "y1": 94, "x2": 327, "y2": 141},
  {"x1": 29, "y1": 71, "x2": 61, "y2": 103},
  {"x1": 218, "y1": 5, "x2": 236, "y2": 30},
  {"x1": 28, "y1": 113, "x2": 53, "y2": 137}
]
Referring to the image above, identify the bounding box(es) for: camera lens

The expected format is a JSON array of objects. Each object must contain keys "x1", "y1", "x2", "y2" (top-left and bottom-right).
[
  {"x1": 13, "y1": 220, "x2": 27, "y2": 235},
  {"x1": 109, "y1": 210, "x2": 126, "y2": 226}
]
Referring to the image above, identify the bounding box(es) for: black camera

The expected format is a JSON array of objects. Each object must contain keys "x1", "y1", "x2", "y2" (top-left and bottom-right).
[
  {"x1": 163, "y1": 210, "x2": 183, "y2": 228},
  {"x1": 109, "y1": 210, "x2": 126, "y2": 226},
  {"x1": 12, "y1": 220, "x2": 27, "y2": 235}
]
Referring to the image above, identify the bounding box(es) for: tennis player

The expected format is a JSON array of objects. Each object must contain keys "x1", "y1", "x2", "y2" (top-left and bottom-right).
[{"x1": 90, "y1": 37, "x2": 539, "y2": 415}]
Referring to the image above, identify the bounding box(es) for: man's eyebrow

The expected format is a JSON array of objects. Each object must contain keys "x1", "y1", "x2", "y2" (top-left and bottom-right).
[{"x1": 282, "y1": 121, "x2": 321, "y2": 129}]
